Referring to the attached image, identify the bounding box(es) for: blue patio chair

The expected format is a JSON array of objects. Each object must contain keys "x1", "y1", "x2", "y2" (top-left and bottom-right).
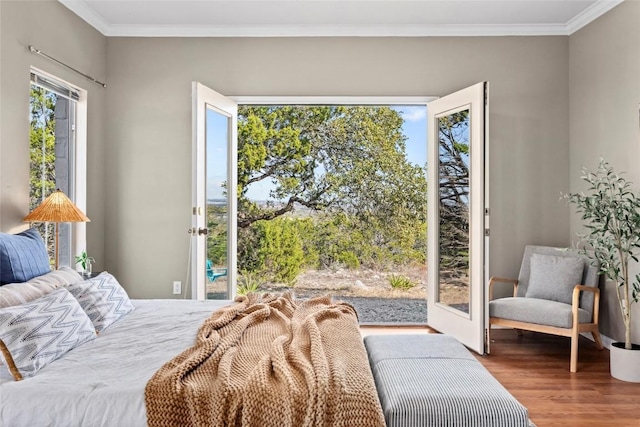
[{"x1": 206, "y1": 259, "x2": 228, "y2": 282}]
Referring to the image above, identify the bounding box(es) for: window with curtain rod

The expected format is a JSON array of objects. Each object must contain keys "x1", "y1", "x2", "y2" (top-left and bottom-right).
[{"x1": 30, "y1": 72, "x2": 80, "y2": 102}]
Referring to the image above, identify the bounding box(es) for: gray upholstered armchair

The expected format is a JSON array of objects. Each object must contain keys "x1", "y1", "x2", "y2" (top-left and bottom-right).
[{"x1": 488, "y1": 245, "x2": 603, "y2": 372}]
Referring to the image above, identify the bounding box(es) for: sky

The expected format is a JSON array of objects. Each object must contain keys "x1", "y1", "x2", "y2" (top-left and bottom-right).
[
  {"x1": 392, "y1": 105, "x2": 427, "y2": 168},
  {"x1": 206, "y1": 109, "x2": 229, "y2": 200},
  {"x1": 206, "y1": 105, "x2": 428, "y2": 201}
]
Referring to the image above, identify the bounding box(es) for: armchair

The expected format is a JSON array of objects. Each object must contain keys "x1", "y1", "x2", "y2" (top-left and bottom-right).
[{"x1": 488, "y1": 245, "x2": 603, "y2": 372}]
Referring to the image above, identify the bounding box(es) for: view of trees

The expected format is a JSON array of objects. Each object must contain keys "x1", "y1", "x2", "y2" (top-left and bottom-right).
[
  {"x1": 229, "y1": 105, "x2": 430, "y2": 284},
  {"x1": 202, "y1": 104, "x2": 471, "y2": 289},
  {"x1": 30, "y1": 87, "x2": 57, "y2": 207},
  {"x1": 29, "y1": 86, "x2": 58, "y2": 260},
  {"x1": 437, "y1": 110, "x2": 470, "y2": 270}
]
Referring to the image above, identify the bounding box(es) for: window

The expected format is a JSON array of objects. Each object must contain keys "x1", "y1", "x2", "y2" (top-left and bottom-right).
[{"x1": 29, "y1": 69, "x2": 86, "y2": 267}]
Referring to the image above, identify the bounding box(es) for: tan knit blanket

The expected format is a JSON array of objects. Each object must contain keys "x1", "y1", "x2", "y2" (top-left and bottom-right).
[{"x1": 145, "y1": 292, "x2": 385, "y2": 427}]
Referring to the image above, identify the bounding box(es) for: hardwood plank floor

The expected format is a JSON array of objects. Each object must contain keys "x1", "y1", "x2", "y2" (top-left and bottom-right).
[
  {"x1": 360, "y1": 326, "x2": 640, "y2": 426},
  {"x1": 479, "y1": 329, "x2": 640, "y2": 426}
]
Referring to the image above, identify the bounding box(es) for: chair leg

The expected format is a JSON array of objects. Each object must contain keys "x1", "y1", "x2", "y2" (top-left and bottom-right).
[
  {"x1": 570, "y1": 328, "x2": 579, "y2": 373},
  {"x1": 592, "y1": 330, "x2": 604, "y2": 350}
]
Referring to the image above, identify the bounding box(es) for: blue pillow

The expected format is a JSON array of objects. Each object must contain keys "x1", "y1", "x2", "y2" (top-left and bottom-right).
[{"x1": 0, "y1": 228, "x2": 51, "y2": 285}]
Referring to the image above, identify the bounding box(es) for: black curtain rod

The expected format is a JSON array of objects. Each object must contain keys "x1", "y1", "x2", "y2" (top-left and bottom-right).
[{"x1": 28, "y1": 45, "x2": 107, "y2": 88}]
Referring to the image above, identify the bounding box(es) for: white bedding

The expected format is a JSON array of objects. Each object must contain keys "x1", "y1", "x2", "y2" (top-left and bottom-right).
[{"x1": 0, "y1": 299, "x2": 231, "y2": 427}]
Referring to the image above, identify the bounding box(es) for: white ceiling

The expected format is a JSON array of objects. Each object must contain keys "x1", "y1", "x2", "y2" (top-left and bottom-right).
[{"x1": 58, "y1": 0, "x2": 624, "y2": 37}]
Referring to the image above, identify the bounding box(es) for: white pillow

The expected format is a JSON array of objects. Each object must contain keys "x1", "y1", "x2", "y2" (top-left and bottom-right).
[
  {"x1": 65, "y1": 272, "x2": 134, "y2": 333},
  {"x1": 0, "y1": 287, "x2": 96, "y2": 381},
  {"x1": 525, "y1": 254, "x2": 584, "y2": 305},
  {"x1": 0, "y1": 267, "x2": 84, "y2": 309}
]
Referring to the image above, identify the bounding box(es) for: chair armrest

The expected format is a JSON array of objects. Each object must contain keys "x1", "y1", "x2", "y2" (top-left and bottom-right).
[
  {"x1": 488, "y1": 277, "x2": 519, "y2": 300},
  {"x1": 572, "y1": 285, "x2": 601, "y2": 323}
]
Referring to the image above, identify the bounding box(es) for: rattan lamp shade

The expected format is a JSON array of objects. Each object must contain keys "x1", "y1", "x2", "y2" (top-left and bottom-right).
[
  {"x1": 24, "y1": 189, "x2": 90, "y2": 223},
  {"x1": 24, "y1": 189, "x2": 90, "y2": 269}
]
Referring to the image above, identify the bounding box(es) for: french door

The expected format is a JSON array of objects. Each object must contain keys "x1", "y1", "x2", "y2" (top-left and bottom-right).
[
  {"x1": 191, "y1": 82, "x2": 238, "y2": 301},
  {"x1": 427, "y1": 82, "x2": 489, "y2": 354}
]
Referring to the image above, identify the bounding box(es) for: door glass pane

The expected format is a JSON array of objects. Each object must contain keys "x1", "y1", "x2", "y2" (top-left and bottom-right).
[
  {"x1": 437, "y1": 109, "x2": 470, "y2": 314},
  {"x1": 206, "y1": 106, "x2": 230, "y2": 299}
]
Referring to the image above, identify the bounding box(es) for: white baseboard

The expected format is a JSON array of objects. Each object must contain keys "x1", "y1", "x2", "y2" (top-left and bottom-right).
[{"x1": 581, "y1": 331, "x2": 614, "y2": 350}]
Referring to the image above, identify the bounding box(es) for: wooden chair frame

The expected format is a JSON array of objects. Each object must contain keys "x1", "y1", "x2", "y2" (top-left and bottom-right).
[{"x1": 488, "y1": 277, "x2": 603, "y2": 373}]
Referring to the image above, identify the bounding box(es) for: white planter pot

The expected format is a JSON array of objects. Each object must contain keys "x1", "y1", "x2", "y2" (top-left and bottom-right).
[{"x1": 610, "y1": 342, "x2": 640, "y2": 383}]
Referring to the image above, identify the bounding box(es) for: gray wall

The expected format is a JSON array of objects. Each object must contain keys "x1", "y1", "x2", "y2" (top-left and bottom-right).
[
  {"x1": 569, "y1": 0, "x2": 640, "y2": 344},
  {"x1": 0, "y1": 0, "x2": 107, "y2": 270},
  {"x1": 105, "y1": 36, "x2": 571, "y2": 298}
]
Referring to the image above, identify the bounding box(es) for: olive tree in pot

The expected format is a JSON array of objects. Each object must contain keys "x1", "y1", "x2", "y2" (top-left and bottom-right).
[{"x1": 566, "y1": 160, "x2": 640, "y2": 382}]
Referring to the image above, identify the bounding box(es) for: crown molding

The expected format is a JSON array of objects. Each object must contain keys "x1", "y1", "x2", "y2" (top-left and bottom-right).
[
  {"x1": 565, "y1": 0, "x2": 624, "y2": 34},
  {"x1": 59, "y1": 0, "x2": 624, "y2": 38},
  {"x1": 99, "y1": 23, "x2": 572, "y2": 38},
  {"x1": 58, "y1": 0, "x2": 111, "y2": 35}
]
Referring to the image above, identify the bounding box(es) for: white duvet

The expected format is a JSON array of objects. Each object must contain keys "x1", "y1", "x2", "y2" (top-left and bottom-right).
[{"x1": 0, "y1": 299, "x2": 231, "y2": 427}]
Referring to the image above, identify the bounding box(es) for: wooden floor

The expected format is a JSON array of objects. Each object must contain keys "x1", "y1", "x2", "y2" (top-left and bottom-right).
[
  {"x1": 480, "y1": 329, "x2": 640, "y2": 426},
  {"x1": 360, "y1": 326, "x2": 640, "y2": 426}
]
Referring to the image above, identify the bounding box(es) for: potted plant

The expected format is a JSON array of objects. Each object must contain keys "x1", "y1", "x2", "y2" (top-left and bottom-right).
[
  {"x1": 566, "y1": 159, "x2": 640, "y2": 382},
  {"x1": 75, "y1": 250, "x2": 95, "y2": 278}
]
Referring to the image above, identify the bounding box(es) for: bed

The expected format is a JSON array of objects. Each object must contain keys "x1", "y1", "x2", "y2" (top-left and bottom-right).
[
  {"x1": 1, "y1": 298, "x2": 230, "y2": 426},
  {"x1": 1, "y1": 292, "x2": 386, "y2": 426},
  {"x1": 0, "y1": 231, "x2": 385, "y2": 427}
]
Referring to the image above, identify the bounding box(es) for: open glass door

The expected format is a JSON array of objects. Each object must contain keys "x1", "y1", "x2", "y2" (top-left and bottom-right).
[
  {"x1": 427, "y1": 82, "x2": 488, "y2": 354},
  {"x1": 192, "y1": 82, "x2": 237, "y2": 300}
]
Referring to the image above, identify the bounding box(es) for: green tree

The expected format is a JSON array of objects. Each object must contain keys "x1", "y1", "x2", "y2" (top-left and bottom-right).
[
  {"x1": 236, "y1": 105, "x2": 428, "y2": 279},
  {"x1": 237, "y1": 106, "x2": 331, "y2": 228},
  {"x1": 254, "y1": 218, "x2": 306, "y2": 285},
  {"x1": 29, "y1": 86, "x2": 57, "y2": 260},
  {"x1": 237, "y1": 106, "x2": 426, "y2": 228},
  {"x1": 30, "y1": 87, "x2": 57, "y2": 208},
  {"x1": 437, "y1": 111, "x2": 470, "y2": 269}
]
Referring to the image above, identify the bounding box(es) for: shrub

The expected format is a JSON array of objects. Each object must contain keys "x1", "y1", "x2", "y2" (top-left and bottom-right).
[
  {"x1": 256, "y1": 218, "x2": 305, "y2": 285},
  {"x1": 336, "y1": 251, "x2": 360, "y2": 269},
  {"x1": 237, "y1": 270, "x2": 264, "y2": 296},
  {"x1": 388, "y1": 274, "x2": 416, "y2": 290}
]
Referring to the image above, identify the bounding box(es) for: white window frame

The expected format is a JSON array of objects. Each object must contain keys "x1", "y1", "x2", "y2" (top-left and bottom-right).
[{"x1": 30, "y1": 67, "x2": 88, "y2": 267}]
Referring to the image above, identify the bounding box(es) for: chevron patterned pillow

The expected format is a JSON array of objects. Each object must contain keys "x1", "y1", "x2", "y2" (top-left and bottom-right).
[
  {"x1": 0, "y1": 287, "x2": 97, "y2": 381},
  {"x1": 65, "y1": 272, "x2": 134, "y2": 333}
]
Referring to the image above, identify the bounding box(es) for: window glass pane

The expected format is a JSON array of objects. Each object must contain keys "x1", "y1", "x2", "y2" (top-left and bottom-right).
[
  {"x1": 205, "y1": 106, "x2": 230, "y2": 299},
  {"x1": 29, "y1": 81, "x2": 76, "y2": 267},
  {"x1": 437, "y1": 109, "x2": 470, "y2": 315}
]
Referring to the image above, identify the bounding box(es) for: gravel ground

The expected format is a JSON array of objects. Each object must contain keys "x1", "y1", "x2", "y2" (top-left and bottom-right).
[
  {"x1": 209, "y1": 290, "x2": 429, "y2": 323},
  {"x1": 209, "y1": 266, "x2": 468, "y2": 324},
  {"x1": 336, "y1": 296, "x2": 428, "y2": 324},
  {"x1": 288, "y1": 288, "x2": 428, "y2": 324}
]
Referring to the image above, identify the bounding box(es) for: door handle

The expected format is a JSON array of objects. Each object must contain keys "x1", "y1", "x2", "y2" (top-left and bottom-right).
[{"x1": 187, "y1": 227, "x2": 209, "y2": 236}]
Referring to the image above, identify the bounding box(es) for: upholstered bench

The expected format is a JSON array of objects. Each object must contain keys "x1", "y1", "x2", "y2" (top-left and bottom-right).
[{"x1": 364, "y1": 334, "x2": 529, "y2": 427}]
